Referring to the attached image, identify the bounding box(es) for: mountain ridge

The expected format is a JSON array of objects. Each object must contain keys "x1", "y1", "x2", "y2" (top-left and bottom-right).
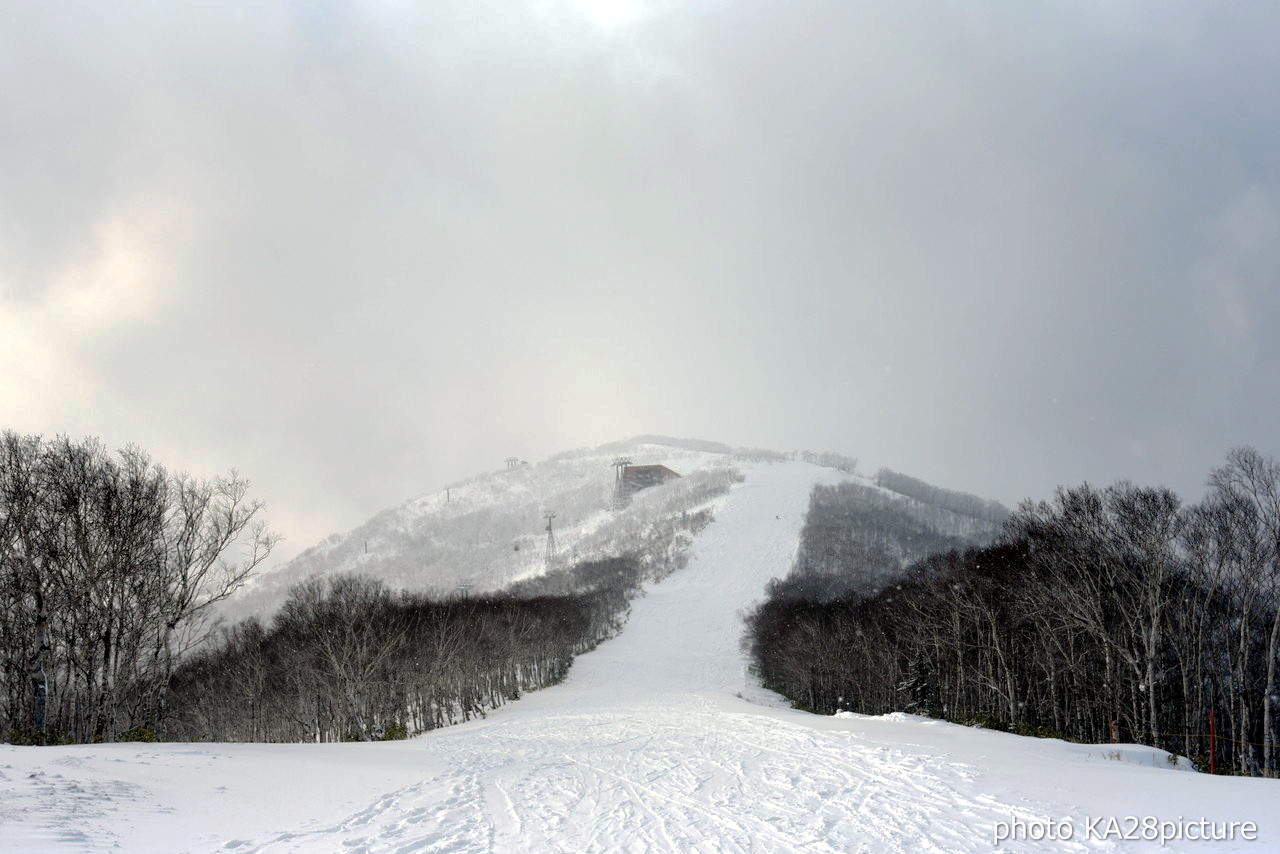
[{"x1": 224, "y1": 436, "x2": 1007, "y2": 621}]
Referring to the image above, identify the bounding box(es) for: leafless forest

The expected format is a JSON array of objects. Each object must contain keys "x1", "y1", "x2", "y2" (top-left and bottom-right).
[
  {"x1": 748, "y1": 447, "x2": 1280, "y2": 777},
  {"x1": 0, "y1": 427, "x2": 725, "y2": 744},
  {"x1": 0, "y1": 431, "x2": 277, "y2": 744},
  {"x1": 166, "y1": 508, "x2": 714, "y2": 743}
]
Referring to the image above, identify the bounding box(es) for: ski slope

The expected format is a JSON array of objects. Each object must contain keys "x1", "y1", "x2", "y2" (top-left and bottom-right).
[
  {"x1": 2, "y1": 461, "x2": 1276, "y2": 852},
  {"x1": 222, "y1": 438, "x2": 745, "y2": 621}
]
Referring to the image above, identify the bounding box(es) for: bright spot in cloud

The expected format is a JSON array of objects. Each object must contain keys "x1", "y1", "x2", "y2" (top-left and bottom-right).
[
  {"x1": 566, "y1": 0, "x2": 647, "y2": 28},
  {"x1": 0, "y1": 202, "x2": 191, "y2": 429}
]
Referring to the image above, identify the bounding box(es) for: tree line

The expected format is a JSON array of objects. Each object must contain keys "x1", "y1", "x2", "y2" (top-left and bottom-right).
[
  {"x1": 0, "y1": 431, "x2": 277, "y2": 744},
  {"x1": 874, "y1": 468, "x2": 1009, "y2": 524},
  {"x1": 2, "y1": 428, "x2": 725, "y2": 745},
  {"x1": 747, "y1": 447, "x2": 1280, "y2": 777},
  {"x1": 166, "y1": 574, "x2": 606, "y2": 742},
  {"x1": 774, "y1": 480, "x2": 1000, "y2": 602},
  {"x1": 168, "y1": 509, "x2": 713, "y2": 742}
]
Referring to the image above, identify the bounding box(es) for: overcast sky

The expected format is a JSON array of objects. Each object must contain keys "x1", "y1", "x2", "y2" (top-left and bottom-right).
[{"x1": 3, "y1": 1, "x2": 1278, "y2": 562}]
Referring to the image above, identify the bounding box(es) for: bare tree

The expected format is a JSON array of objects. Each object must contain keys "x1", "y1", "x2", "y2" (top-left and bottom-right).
[
  {"x1": 0, "y1": 432, "x2": 277, "y2": 744},
  {"x1": 1209, "y1": 447, "x2": 1280, "y2": 775}
]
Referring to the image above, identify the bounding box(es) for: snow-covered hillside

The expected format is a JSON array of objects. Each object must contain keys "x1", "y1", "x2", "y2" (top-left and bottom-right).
[
  {"x1": 225, "y1": 436, "x2": 751, "y2": 620},
  {"x1": 3, "y1": 459, "x2": 1274, "y2": 853}
]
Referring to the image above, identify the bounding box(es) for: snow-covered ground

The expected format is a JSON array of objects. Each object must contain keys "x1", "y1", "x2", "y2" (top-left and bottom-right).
[{"x1": 2, "y1": 461, "x2": 1276, "y2": 852}]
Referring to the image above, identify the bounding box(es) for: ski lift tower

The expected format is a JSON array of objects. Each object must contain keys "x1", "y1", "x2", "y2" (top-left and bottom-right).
[
  {"x1": 611, "y1": 457, "x2": 633, "y2": 510},
  {"x1": 543, "y1": 512, "x2": 558, "y2": 572}
]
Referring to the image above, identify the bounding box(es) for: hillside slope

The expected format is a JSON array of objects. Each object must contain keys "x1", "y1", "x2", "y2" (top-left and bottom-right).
[
  {"x1": 2, "y1": 460, "x2": 1274, "y2": 853},
  {"x1": 224, "y1": 436, "x2": 747, "y2": 620}
]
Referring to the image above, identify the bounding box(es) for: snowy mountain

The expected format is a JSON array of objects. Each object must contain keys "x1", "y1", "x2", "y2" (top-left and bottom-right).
[{"x1": 224, "y1": 436, "x2": 766, "y2": 620}]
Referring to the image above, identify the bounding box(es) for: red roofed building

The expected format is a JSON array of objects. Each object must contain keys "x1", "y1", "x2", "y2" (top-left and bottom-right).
[{"x1": 622, "y1": 464, "x2": 681, "y2": 494}]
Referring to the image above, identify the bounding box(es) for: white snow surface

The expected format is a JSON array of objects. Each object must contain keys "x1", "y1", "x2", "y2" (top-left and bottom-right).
[{"x1": 3, "y1": 461, "x2": 1276, "y2": 853}]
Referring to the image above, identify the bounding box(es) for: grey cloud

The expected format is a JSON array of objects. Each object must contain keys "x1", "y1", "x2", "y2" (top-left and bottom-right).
[{"x1": 3, "y1": 1, "x2": 1278, "y2": 561}]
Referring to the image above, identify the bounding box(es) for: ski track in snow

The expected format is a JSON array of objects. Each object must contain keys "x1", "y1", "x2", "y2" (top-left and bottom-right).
[
  {"x1": 236, "y1": 462, "x2": 1094, "y2": 854},
  {"x1": 4, "y1": 461, "x2": 1276, "y2": 853}
]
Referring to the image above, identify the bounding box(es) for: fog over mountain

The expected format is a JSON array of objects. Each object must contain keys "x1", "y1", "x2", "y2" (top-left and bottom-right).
[{"x1": 3, "y1": 2, "x2": 1278, "y2": 565}]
